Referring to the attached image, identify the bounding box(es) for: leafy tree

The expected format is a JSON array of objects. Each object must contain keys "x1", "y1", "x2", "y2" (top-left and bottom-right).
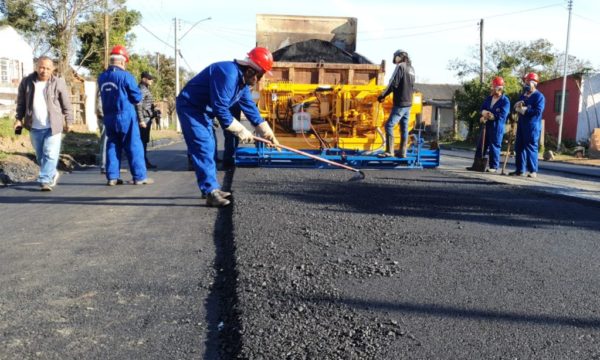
[
  {"x1": 454, "y1": 68, "x2": 524, "y2": 141},
  {"x1": 449, "y1": 38, "x2": 594, "y2": 141},
  {"x1": 76, "y1": 1, "x2": 140, "y2": 76},
  {"x1": 126, "y1": 53, "x2": 193, "y2": 121},
  {"x1": 449, "y1": 39, "x2": 592, "y2": 82},
  {"x1": 2, "y1": 0, "x2": 105, "y2": 81},
  {"x1": 0, "y1": 0, "x2": 49, "y2": 54},
  {"x1": 29, "y1": 0, "x2": 104, "y2": 82}
]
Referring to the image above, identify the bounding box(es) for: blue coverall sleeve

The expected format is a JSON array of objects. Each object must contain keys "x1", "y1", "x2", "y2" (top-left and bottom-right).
[
  {"x1": 210, "y1": 66, "x2": 236, "y2": 128},
  {"x1": 525, "y1": 93, "x2": 545, "y2": 118},
  {"x1": 237, "y1": 86, "x2": 264, "y2": 126},
  {"x1": 126, "y1": 73, "x2": 143, "y2": 104},
  {"x1": 496, "y1": 96, "x2": 510, "y2": 121},
  {"x1": 480, "y1": 96, "x2": 491, "y2": 112}
]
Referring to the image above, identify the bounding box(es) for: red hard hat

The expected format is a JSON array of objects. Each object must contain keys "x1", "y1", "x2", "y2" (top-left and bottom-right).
[
  {"x1": 492, "y1": 76, "x2": 505, "y2": 87},
  {"x1": 523, "y1": 72, "x2": 539, "y2": 83},
  {"x1": 247, "y1": 47, "x2": 273, "y2": 73},
  {"x1": 110, "y1": 45, "x2": 129, "y2": 63}
]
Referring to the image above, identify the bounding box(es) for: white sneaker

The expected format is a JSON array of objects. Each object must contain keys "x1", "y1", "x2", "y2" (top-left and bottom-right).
[
  {"x1": 527, "y1": 172, "x2": 537, "y2": 178},
  {"x1": 486, "y1": 168, "x2": 497, "y2": 173},
  {"x1": 50, "y1": 171, "x2": 60, "y2": 187}
]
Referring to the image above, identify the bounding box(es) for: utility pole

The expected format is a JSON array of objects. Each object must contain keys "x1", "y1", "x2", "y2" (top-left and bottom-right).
[
  {"x1": 174, "y1": 17, "x2": 180, "y2": 132},
  {"x1": 479, "y1": 19, "x2": 484, "y2": 84},
  {"x1": 173, "y1": 16, "x2": 211, "y2": 132},
  {"x1": 103, "y1": 0, "x2": 109, "y2": 69},
  {"x1": 557, "y1": 0, "x2": 573, "y2": 152}
]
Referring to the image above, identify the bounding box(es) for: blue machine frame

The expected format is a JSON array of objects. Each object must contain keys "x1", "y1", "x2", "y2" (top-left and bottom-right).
[{"x1": 235, "y1": 131, "x2": 440, "y2": 169}]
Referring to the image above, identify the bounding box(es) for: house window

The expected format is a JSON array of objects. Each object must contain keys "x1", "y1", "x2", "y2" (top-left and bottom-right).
[
  {"x1": 0, "y1": 58, "x2": 23, "y2": 85},
  {"x1": 0, "y1": 58, "x2": 8, "y2": 84},
  {"x1": 554, "y1": 90, "x2": 568, "y2": 113}
]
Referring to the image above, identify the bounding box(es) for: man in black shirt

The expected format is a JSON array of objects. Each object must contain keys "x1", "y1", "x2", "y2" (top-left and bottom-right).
[{"x1": 378, "y1": 49, "x2": 415, "y2": 158}]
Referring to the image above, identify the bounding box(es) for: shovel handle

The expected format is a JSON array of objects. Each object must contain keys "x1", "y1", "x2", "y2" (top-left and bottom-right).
[{"x1": 253, "y1": 136, "x2": 362, "y2": 174}]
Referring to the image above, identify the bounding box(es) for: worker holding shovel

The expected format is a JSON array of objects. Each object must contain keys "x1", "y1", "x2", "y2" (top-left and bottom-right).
[
  {"x1": 176, "y1": 47, "x2": 279, "y2": 207},
  {"x1": 467, "y1": 76, "x2": 510, "y2": 172}
]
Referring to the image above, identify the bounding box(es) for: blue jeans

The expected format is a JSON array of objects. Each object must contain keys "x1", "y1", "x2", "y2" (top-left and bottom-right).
[
  {"x1": 98, "y1": 125, "x2": 107, "y2": 170},
  {"x1": 384, "y1": 106, "x2": 411, "y2": 152},
  {"x1": 29, "y1": 128, "x2": 62, "y2": 184}
]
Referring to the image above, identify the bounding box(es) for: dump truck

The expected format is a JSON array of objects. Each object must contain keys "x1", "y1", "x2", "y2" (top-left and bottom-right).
[{"x1": 236, "y1": 14, "x2": 439, "y2": 168}]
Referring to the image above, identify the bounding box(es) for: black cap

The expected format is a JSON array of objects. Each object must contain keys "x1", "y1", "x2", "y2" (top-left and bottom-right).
[
  {"x1": 394, "y1": 49, "x2": 408, "y2": 58},
  {"x1": 141, "y1": 71, "x2": 154, "y2": 80}
]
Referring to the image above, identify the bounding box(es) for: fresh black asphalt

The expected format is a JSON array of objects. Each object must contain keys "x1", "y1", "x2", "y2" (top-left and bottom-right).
[{"x1": 1, "y1": 141, "x2": 600, "y2": 359}]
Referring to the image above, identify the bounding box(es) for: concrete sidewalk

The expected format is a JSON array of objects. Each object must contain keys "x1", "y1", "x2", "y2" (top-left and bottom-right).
[{"x1": 440, "y1": 149, "x2": 600, "y2": 203}]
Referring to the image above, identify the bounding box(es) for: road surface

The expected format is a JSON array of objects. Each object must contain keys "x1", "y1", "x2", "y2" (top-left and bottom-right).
[{"x1": 1, "y1": 142, "x2": 599, "y2": 359}]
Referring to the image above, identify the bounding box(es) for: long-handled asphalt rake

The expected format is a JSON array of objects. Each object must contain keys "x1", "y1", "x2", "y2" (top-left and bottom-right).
[{"x1": 253, "y1": 136, "x2": 366, "y2": 181}]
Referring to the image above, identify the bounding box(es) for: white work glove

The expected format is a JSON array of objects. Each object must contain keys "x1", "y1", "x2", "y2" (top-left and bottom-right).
[
  {"x1": 255, "y1": 121, "x2": 280, "y2": 147},
  {"x1": 513, "y1": 101, "x2": 524, "y2": 112},
  {"x1": 481, "y1": 110, "x2": 495, "y2": 120},
  {"x1": 226, "y1": 119, "x2": 254, "y2": 144},
  {"x1": 516, "y1": 105, "x2": 527, "y2": 115}
]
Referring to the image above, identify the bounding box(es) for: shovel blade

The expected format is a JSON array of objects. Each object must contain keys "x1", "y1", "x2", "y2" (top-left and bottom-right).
[{"x1": 471, "y1": 157, "x2": 488, "y2": 172}]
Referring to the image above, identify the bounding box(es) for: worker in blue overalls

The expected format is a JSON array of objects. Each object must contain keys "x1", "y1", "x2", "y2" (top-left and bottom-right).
[
  {"x1": 98, "y1": 45, "x2": 153, "y2": 186},
  {"x1": 467, "y1": 76, "x2": 510, "y2": 173},
  {"x1": 176, "y1": 47, "x2": 279, "y2": 207},
  {"x1": 510, "y1": 72, "x2": 546, "y2": 178}
]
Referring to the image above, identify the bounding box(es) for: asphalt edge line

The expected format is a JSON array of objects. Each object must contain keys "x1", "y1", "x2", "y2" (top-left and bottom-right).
[
  {"x1": 439, "y1": 167, "x2": 600, "y2": 208},
  {"x1": 206, "y1": 168, "x2": 243, "y2": 358}
]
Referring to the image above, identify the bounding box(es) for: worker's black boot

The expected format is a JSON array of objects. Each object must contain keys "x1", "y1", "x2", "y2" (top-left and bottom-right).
[
  {"x1": 399, "y1": 139, "x2": 407, "y2": 158},
  {"x1": 378, "y1": 134, "x2": 395, "y2": 157}
]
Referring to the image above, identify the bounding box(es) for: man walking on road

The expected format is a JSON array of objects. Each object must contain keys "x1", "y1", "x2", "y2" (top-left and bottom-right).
[
  {"x1": 98, "y1": 45, "x2": 153, "y2": 186},
  {"x1": 14, "y1": 56, "x2": 73, "y2": 191},
  {"x1": 176, "y1": 47, "x2": 279, "y2": 207},
  {"x1": 377, "y1": 49, "x2": 415, "y2": 158},
  {"x1": 510, "y1": 72, "x2": 545, "y2": 178}
]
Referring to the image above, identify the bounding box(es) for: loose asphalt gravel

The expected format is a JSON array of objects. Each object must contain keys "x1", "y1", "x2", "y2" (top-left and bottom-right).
[{"x1": 1, "y1": 142, "x2": 600, "y2": 359}]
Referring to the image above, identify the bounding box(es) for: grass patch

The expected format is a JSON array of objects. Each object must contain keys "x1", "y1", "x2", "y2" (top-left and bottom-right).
[
  {"x1": 61, "y1": 130, "x2": 101, "y2": 164},
  {"x1": 151, "y1": 129, "x2": 181, "y2": 141},
  {"x1": 0, "y1": 117, "x2": 27, "y2": 139}
]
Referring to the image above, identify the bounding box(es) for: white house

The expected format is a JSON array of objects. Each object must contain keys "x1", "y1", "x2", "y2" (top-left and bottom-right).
[
  {"x1": 576, "y1": 73, "x2": 600, "y2": 143},
  {"x1": 0, "y1": 25, "x2": 33, "y2": 116}
]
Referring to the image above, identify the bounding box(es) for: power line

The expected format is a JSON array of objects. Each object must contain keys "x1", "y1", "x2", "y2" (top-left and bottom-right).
[
  {"x1": 195, "y1": 27, "x2": 250, "y2": 47},
  {"x1": 362, "y1": 23, "x2": 475, "y2": 41},
  {"x1": 359, "y1": 3, "x2": 563, "y2": 35},
  {"x1": 138, "y1": 22, "x2": 174, "y2": 49},
  {"x1": 178, "y1": 50, "x2": 194, "y2": 72},
  {"x1": 573, "y1": 12, "x2": 600, "y2": 26},
  {"x1": 359, "y1": 19, "x2": 473, "y2": 34},
  {"x1": 484, "y1": 3, "x2": 563, "y2": 20}
]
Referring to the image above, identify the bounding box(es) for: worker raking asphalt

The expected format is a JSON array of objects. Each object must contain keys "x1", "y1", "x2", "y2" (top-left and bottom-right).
[{"x1": 217, "y1": 167, "x2": 600, "y2": 359}]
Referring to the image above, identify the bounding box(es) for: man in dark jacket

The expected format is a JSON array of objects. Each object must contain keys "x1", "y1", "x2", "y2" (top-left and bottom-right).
[
  {"x1": 14, "y1": 56, "x2": 73, "y2": 191},
  {"x1": 137, "y1": 71, "x2": 157, "y2": 168},
  {"x1": 377, "y1": 49, "x2": 415, "y2": 158}
]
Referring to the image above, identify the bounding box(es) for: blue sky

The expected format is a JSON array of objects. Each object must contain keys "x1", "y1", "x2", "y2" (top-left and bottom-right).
[{"x1": 126, "y1": 0, "x2": 600, "y2": 84}]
